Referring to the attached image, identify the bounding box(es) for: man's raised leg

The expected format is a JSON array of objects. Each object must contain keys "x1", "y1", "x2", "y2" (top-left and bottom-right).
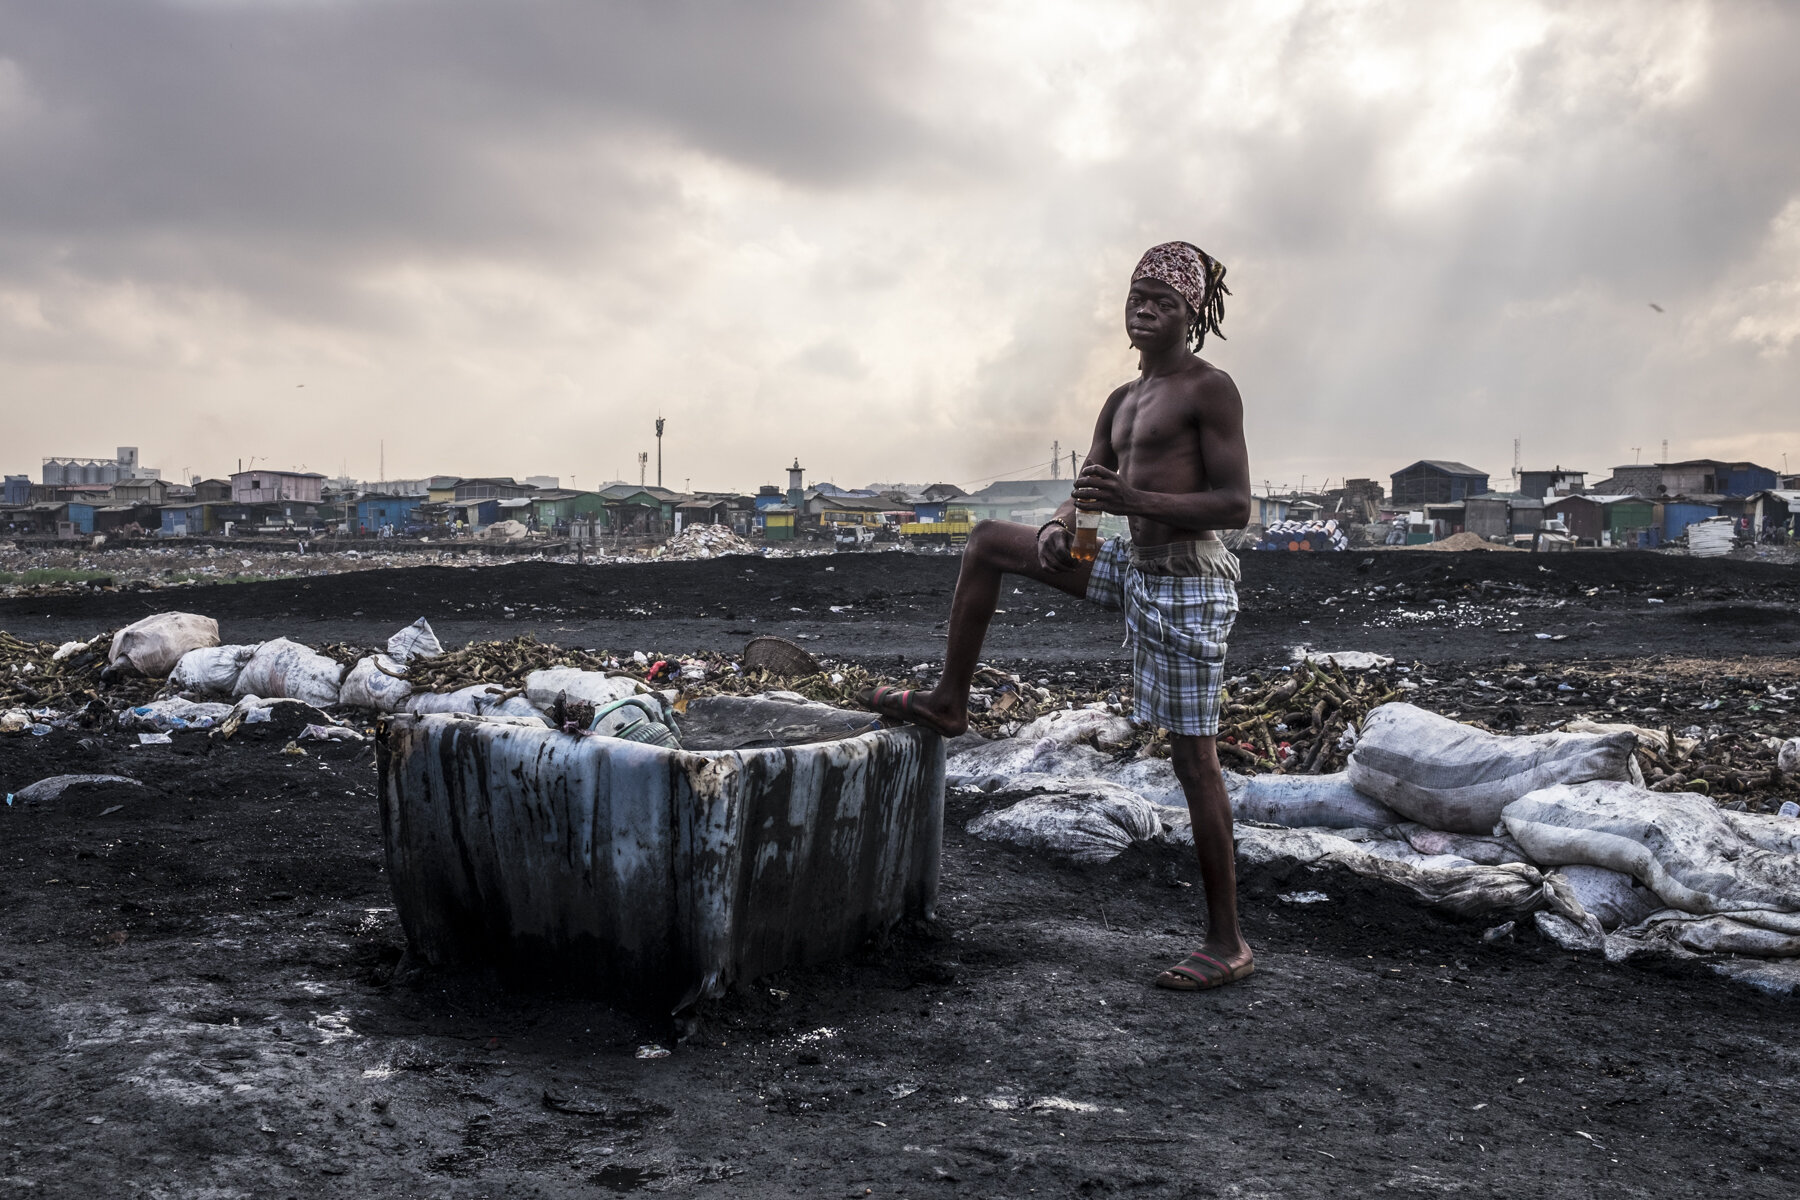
[
  {"x1": 1155, "y1": 733, "x2": 1254, "y2": 990},
  {"x1": 860, "y1": 519, "x2": 1092, "y2": 737}
]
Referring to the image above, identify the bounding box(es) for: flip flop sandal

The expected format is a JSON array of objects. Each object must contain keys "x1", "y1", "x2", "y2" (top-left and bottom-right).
[
  {"x1": 864, "y1": 685, "x2": 917, "y2": 720},
  {"x1": 1155, "y1": 951, "x2": 1255, "y2": 992}
]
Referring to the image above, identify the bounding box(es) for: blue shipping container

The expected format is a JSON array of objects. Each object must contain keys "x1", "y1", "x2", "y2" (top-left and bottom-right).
[{"x1": 1664, "y1": 502, "x2": 1719, "y2": 540}]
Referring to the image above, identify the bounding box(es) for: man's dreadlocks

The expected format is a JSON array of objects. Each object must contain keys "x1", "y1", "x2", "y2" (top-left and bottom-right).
[{"x1": 1185, "y1": 244, "x2": 1230, "y2": 351}]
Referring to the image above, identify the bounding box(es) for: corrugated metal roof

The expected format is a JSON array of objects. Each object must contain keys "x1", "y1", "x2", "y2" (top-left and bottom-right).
[{"x1": 1404, "y1": 460, "x2": 1486, "y2": 476}]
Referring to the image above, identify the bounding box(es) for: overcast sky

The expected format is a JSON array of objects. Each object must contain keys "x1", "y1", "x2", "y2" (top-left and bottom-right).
[{"x1": 3, "y1": 0, "x2": 1797, "y2": 495}]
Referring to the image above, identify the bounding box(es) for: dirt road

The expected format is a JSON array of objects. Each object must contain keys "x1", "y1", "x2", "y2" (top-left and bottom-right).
[{"x1": 3, "y1": 548, "x2": 1798, "y2": 1197}]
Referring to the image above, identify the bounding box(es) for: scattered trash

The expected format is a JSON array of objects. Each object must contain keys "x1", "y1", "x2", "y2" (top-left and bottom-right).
[
  {"x1": 118, "y1": 698, "x2": 232, "y2": 732},
  {"x1": 136, "y1": 731, "x2": 173, "y2": 745},
  {"x1": 1293, "y1": 649, "x2": 1394, "y2": 671},
  {"x1": 654, "y1": 525, "x2": 756, "y2": 560},
  {"x1": 635, "y1": 1044, "x2": 672, "y2": 1060},
  {"x1": 300, "y1": 723, "x2": 364, "y2": 743},
  {"x1": 1781, "y1": 801, "x2": 1800, "y2": 819},
  {"x1": 1277, "y1": 891, "x2": 1330, "y2": 904}
]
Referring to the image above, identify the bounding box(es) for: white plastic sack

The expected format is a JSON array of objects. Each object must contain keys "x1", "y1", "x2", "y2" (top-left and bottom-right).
[
  {"x1": 340, "y1": 654, "x2": 413, "y2": 712},
  {"x1": 1231, "y1": 825, "x2": 1546, "y2": 920},
  {"x1": 947, "y1": 708, "x2": 1166, "y2": 802},
  {"x1": 1012, "y1": 707, "x2": 1136, "y2": 750},
  {"x1": 1623, "y1": 911, "x2": 1800, "y2": 958},
  {"x1": 109, "y1": 613, "x2": 220, "y2": 678},
  {"x1": 405, "y1": 685, "x2": 548, "y2": 725},
  {"x1": 1723, "y1": 808, "x2": 1800, "y2": 858},
  {"x1": 1348, "y1": 703, "x2": 1641, "y2": 835},
  {"x1": 965, "y1": 778, "x2": 1167, "y2": 864},
  {"x1": 386, "y1": 618, "x2": 443, "y2": 664},
  {"x1": 1501, "y1": 781, "x2": 1800, "y2": 916},
  {"x1": 170, "y1": 644, "x2": 259, "y2": 695},
  {"x1": 406, "y1": 685, "x2": 501, "y2": 715},
  {"x1": 233, "y1": 638, "x2": 346, "y2": 708},
  {"x1": 1546, "y1": 864, "x2": 1662, "y2": 931},
  {"x1": 1779, "y1": 738, "x2": 1800, "y2": 776},
  {"x1": 1395, "y1": 824, "x2": 1531, "y2": 867},
  {"x1": 1230, "y1": 771, "x2": 1400, "y2": 830},
  {"x1": 522, "y1": 669, "x2": 644, "y2": 711},
  {"x1": 117, "y1": 698, "x2": 233, "y2": 732},
  {"x1": 1295, "y1": 650, "x2": 1393, "y2": 671}
]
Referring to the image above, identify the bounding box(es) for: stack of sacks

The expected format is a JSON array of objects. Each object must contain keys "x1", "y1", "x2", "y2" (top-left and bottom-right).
[
  {"x1": 340, "y1": 618, "x2": 445, "y2": 712},
  {"x1": 1254, "y1": 519, "x2": 1348, "y2": 552},
  {"x1": 956, "y1": 700, "x2": 1800, "y2": 976},
  {"x1": 1501, "y1": 782, "x2": 1800, "y2": 959}
]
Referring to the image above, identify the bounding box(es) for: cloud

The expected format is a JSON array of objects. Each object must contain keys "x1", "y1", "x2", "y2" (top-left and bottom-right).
[{"x1": 0, "y1": 0, "x2": 1796, "y2": 493}]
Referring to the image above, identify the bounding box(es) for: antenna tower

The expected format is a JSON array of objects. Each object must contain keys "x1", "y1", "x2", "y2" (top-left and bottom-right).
[
  {"x1": 655, "y1": 417, "x2": 666, "y2": 488},
  {"x1": 1661, "y1": 439, "x2": 1669, "y2": 463},
  {"x1": 1512, "y1": 436, "x2": 1521, "y2": 487},
  {"x1": 1050, "y1": 441, "x2": 1060, "y2": 480},
  {"x1": 637, "y1": 451, "x2": 649, "y2": 487}
]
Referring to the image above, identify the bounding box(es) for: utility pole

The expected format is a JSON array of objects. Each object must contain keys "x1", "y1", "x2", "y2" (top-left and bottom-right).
[
  {"x1": 638, "y1": 452, "x2": 648, "y2": 487},
  {"x1": 1069, "y1": 450, "x2": 1078, "y2": 479},
  {"x1": 379, "y1": 439, "x2": 384, "y2": 486},
  {"x1": 1051, "y1": 440, "x2": 1061, "y2": 479},
  {"x1": 655, "y1": 417, "x2": 665, "y2": 488},
  {"x1": 1512, "y1": 436, "x2": 1521, "y2": 488},
  {"x1": 1631, "y1": 446, "x2": 1641, "y2": 464},
  {"x1": 1661, "y1": 439, "x2": 1669, "y2": 463}
]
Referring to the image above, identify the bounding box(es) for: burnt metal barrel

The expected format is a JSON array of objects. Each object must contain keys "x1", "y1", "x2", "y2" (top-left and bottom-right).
[{"x1": 377, "y1": 696, "x2": 944, "y2": 1010}]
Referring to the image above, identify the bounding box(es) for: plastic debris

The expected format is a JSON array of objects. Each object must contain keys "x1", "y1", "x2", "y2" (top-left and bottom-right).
[{"x1": 11, "y1": 774, "x2": 143, "y2": 804}]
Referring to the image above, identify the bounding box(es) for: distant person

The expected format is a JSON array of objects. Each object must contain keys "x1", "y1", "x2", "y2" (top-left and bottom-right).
[{"x1": 861, "y1": 241, "x2": 1255, "y2": 992}]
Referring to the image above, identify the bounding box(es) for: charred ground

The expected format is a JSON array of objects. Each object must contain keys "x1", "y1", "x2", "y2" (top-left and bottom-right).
[{"x1": 3, "y1": 548, "x2": 1799, "y2": 1197}]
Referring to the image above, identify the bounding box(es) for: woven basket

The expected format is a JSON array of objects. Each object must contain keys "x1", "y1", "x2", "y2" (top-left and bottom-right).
[{"x1": 742, "y1": 636, "x2": 821, "y2": 679}]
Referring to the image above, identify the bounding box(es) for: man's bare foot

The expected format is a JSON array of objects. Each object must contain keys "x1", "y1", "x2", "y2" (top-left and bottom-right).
[
  {"x1": 1153, "y1": 942, "x2": 1254, "y2": 991},
  {"x1": 856, "y1": 685, "x2": 968, "y2": 738}
]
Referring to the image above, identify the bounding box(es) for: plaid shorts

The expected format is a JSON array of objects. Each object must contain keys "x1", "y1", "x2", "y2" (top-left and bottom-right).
[{"x1": 1084, "y1": 537, "x2": 1240, "y2": 736}]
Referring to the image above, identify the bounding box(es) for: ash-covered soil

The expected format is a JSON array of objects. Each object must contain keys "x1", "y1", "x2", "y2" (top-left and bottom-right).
[
  {"x1": 4, "y1": 548, "x2": 1800, "y2": 1197},
  {"x1": 6, "y1": 546, "x2": 1799, "y2": 668}
]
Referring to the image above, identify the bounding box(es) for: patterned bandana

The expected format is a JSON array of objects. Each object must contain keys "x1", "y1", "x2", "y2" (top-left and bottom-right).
[{"x1": 1131, "y1": 242, "x2": 1205, "y2": 316}]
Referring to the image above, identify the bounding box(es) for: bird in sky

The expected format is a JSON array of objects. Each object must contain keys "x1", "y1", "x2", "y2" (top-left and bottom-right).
[{"x1": 1648, "y1": 303, "x2": 1665, "y2": 313}]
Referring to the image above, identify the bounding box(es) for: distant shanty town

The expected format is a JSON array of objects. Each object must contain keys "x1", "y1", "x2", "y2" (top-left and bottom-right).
[{"x1": 4, "y1": 445, "x2": 1799, "y2": 551}]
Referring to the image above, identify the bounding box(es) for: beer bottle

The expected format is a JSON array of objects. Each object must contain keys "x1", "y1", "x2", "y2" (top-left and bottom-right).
[{"x1": 1071, "y1": 508, "x2": 1102, "y2": 563}]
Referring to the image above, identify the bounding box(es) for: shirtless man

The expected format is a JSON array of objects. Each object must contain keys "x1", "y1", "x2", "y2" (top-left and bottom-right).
[{"x1": 863, "y1": 241, "x2": 1254, "y2": 991}]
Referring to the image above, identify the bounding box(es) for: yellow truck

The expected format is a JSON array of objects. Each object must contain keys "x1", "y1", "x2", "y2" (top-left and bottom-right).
[{"x1": 900, "y1": 506, "x2": 976, "y2": 546}]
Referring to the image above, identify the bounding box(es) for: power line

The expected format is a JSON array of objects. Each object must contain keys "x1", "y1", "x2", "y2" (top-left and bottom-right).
[{"x1": 956, "y1": 457, "x2": 1067, "y2": 488}]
